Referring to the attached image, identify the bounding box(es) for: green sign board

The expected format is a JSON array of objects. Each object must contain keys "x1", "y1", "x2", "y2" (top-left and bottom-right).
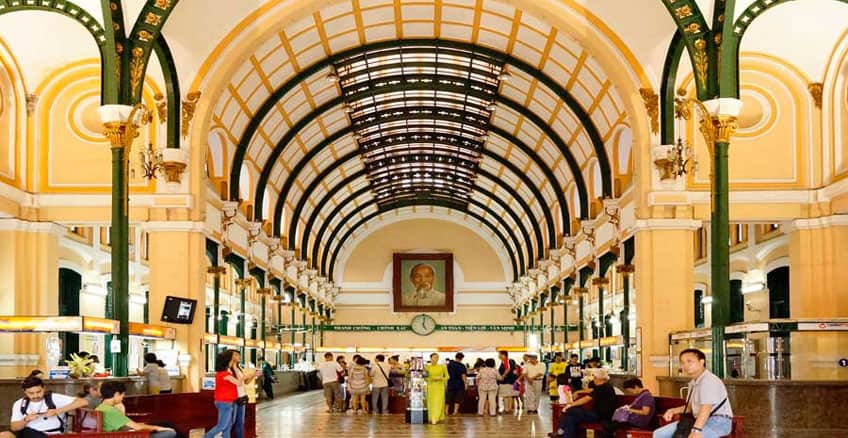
[{"x1": 318, "y1": 324, "x2": 578, "y2": 332}]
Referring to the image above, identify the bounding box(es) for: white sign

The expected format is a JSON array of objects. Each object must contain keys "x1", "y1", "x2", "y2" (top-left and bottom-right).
[
  {"x1": 725, "y1": 323, "x2": 769, "y2": 334},
  {"x1": 798, "y1": 322, "x2": 848, "y2": 331}
]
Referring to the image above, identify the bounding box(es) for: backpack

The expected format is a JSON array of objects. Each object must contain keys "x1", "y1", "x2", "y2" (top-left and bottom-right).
[{"x1": 20, "y1": 392, "x2": 65, "y2": 433}]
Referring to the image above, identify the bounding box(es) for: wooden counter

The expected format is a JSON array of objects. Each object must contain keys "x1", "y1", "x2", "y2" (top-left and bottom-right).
[{"x1": 658, "y1": 376, "x2": 848, "y2": 437}]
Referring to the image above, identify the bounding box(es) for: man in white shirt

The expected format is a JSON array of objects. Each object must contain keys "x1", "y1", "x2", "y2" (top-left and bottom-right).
[
  {"x1": 522, "y1": 354, "x2": 547, "y2": 414},
  {"x1": 1, "y1": 376, "x2": 87, "y2": 438},
  {"x1": 369, "y1": 355, "x2": 391, "y2": 414},
  {"x1": 317, "y1": 352, "x2": 344, "y2": 413}
]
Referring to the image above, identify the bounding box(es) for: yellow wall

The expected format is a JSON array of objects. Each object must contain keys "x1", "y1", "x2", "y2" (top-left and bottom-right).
[{"x1": 341, "y1": 218, "x2": 506, "y2": 282}]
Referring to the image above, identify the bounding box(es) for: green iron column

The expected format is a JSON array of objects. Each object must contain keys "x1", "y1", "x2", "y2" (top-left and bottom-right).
[
  {"x1": 710, "y1": 121, "x2": 736, "y2": 378},
  {"x1": 103, "y1": 118, "x2": 134, "y2": 377}
]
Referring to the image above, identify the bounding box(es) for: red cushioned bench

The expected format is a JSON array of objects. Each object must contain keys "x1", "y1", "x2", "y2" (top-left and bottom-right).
[{"x1": 551, "y1": 394, "x2": 744, "y2": 438}]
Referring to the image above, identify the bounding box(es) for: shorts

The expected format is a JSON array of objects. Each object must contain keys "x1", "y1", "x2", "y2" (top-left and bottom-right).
[{"x1": 446, "y1": 388, "x2": 465, "y2": 405}]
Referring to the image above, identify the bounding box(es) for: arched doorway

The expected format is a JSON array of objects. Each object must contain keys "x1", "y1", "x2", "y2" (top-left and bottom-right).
[
  {"x1": 767, "y1": 266, "x2": 790, "y2": 319},
  {"x1": 58, "y1": 268, "x2": 81, "y2": 360}
]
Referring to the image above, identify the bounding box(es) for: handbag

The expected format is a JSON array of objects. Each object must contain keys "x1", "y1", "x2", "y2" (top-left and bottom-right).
[
  {"x1": 672, "y1": 389, "x2": 727, "y2": 438},
  {"x1": 612, "y1": 405, "x2": 630, "y2": 423},
  {"x1": 234, "y1": 396, "x2": 249, "y2": 405}
]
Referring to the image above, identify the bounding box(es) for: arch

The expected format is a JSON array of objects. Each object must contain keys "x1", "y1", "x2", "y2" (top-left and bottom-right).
[
  {"x1": 325, "y1": 199, "x2": 520, "y2": 283},
  {"x1": 233, "y1": 39, "x2": 607, "y2": 220}
]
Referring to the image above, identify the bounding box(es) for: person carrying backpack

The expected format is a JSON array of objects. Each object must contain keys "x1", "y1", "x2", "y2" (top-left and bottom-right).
[{"x1": 1, "y1": 376, "x2": 87, "y2": 438}]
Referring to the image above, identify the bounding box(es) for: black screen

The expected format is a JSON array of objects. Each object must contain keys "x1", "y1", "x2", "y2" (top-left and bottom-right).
[{"x1": 161, "y1": 296, "x2": 197, "y2": 324}]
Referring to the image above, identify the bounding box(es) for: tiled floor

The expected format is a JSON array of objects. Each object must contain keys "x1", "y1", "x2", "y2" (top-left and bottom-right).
[{"x1": 256, "y1": 391, "x2": 555, "y2": 437}]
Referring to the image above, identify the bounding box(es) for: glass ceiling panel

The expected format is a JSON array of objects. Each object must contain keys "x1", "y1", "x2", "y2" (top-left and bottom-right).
[{"x1": 333, "y1": 42, "x2": 506, "y2": 208}]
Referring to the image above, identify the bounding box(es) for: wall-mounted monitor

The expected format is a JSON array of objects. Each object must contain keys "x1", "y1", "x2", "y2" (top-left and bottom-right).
[{"x1": 160, "y1": 296, "x2": 198, "y2": 324}]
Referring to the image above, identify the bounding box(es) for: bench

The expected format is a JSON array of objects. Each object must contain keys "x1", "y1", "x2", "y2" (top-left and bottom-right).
[
  {"x1": 122, "y1": 391, "x2": 256, "y2": 438},
  {"x1": 551, "y1": 395, "x2": 744, "y2": 438},
  {"x1": 64, "y1": 408, "x2": 150, "y2": 438}
]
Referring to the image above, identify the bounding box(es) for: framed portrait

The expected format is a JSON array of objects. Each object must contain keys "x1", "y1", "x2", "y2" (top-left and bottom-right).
[{"x1": 392, "y1": 253, "x2": 454, "y2": 313}]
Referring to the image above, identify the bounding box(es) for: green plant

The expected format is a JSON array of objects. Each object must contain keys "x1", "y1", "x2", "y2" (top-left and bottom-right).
[{"x1": 67, "y1": 353, "x2": 95, "y2": 378}]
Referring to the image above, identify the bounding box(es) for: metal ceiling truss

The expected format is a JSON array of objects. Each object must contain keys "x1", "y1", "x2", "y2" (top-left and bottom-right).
[
  {"x1": 237, "y1": 39, "x2": 610, "y2": 225},
  {"x1": 316, "y1": 164, "x2": 546, "y2": 280},
  {"x1": 334, "y1": 42, "x2": 503, "y2": 208},
  {"x1": 323, "y1": 197, "x2": 523, "y2": 282},
  {"x1": 288, "y1": 145, "x2": 552, "y2": 263},
  {"x1": 301, "y1": 172, "x2": 540, "y2": 276},
  {"x1": 282, "y1": 126, "x2": 558, "y2": 251}
]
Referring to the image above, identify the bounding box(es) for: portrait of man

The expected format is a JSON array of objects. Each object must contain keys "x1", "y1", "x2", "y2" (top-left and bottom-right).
[{"x1": 393, "y1": 253, "x2": 454, "y2": 312}]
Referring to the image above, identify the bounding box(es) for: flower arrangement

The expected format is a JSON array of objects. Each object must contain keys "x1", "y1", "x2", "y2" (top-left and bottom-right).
[{"x1": 67, "y1": 353, "x2": 95, "y2": 378}]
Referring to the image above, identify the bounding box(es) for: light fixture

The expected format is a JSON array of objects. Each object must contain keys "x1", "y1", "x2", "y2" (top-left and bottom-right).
[
  {"x1": 741, "y1": 281, "x2": 766, "y2": 295},
  {"x1": 136, "y1": 143, "x2": 164, "y2": 181},
  {"x1": 701, "y1": 295, "x2": 714, "y2": 304},
  {"x1": 325, "y1": 72, "x2": 339, "y2": 83},
  {"x1": 498, "y1": 70, "x2": 512, "y2": 81},
  {"x1": 487, "y1": 102, "x2": 498, "y2": 112}
]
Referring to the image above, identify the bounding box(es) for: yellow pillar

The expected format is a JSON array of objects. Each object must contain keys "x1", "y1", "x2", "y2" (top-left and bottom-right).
[
  {"x1": 633, "y1": 219, "x2": 699, "y2": 392},
  {"x1": 144, "y1": 222, "x2": 207, "y2": 391},
  {"x1": 787, "y1": 217, "x2": 848, "y2": 380},
  {"x1": 788, "y1": 217, "x2": 848, "y2": 318},
  {"x1": 0, "y1": 219, "x2": 62, "y2": 377}
]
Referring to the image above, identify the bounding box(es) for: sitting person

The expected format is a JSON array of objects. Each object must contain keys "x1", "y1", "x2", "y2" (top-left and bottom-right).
[
  {"x1": 548, "y1": 368, "x2": 617, "y2": 438},
  {"x1": 1, "y1": 376, "x2": 88, "y2": 438},
  {"x1": 79, "y1": 384, "x2": 101, "y2": 409},
  {"x1": 607, "y1": 378, "x2": 655, "y2": 436},
  {"x1": 96, "y1": 382, "x2": 176, "y2": 438}
]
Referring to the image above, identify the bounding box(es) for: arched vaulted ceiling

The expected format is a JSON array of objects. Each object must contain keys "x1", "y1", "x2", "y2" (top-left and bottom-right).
[{"x1": 211, "y1": 1, "x2": 634, "y2": 283}]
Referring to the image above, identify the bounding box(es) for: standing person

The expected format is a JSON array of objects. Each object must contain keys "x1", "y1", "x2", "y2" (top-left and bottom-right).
[
  {"x1": 203, "y1": 350, "x2": 239, "y2": 438},
  {"x1": 336, "y1": 355, "x2": 349, "y2": 412},
  {"x1": 347, "y1": 357, "x2": 371, "y2": 414},
  {"x1": 497, "y1": 350, "x2": 519, "y2": 414},
  {"x1": 369, "y1": 355, "x2": 391, "y2": 415},
  {"x1": 564, "y1": 354, "x2": 584, "y2": 392},
  {"x1": 424, "y1": 353, "x2": 448, "y2": 425},
  {"x1": 0, "y1": 376, "x2": 88, "y2": 438},
  {"x1": 138, "y1": 353, "x2": 161, "y2": 395},
  {"x1": 522, "y1": 354, "x2": 546, "y2": 414},
  {"x1": 548, "y1": 369, "x2": 617, "y2": 438},
  {"x1": 318, "y1": 353, "x2": 344, "y2": 413},
  {"x1": 653, "y1": 349, "x2": 733, "y2": 438},
  {"x1": 156, "y1": 361, "x2": 172, "y2": 394},
  {"x1": 229, "y1": 351, "x2": 258, "y2": 438},
  {"x1": 547, "y1": 353, "x2": 567, "y2": 402},
  {"x1": 476, "y1": 358, "x2": 500, "y2": 417},
  {"x1": 96, "y1": 382, "x2": 176, "y2": 438},
  {"x1": 445, "y1": 353, "x2": 467, "y2": 416},
  {"x1": 258, "y1": 357, "x2": 276, "y2": 400},
  {"x1": 388, "y1": 356, "x2": 406, "y2": 392}
]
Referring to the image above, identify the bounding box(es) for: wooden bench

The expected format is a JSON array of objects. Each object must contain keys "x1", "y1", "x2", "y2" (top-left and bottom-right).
[
  {"x1": 551, "y1": 395, "x2": 744, "y2": 438},
  {"x1": 122, "y1": 391, "x2": 256, "y2": 438},
  {"x1": 65, "y1": 408, "x2": 149, "y2": 438}
]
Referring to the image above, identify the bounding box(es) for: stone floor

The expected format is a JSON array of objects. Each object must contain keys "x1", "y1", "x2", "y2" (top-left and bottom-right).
[{"x1": 256, "y1": 391, "x2": 555, "y2": 437}]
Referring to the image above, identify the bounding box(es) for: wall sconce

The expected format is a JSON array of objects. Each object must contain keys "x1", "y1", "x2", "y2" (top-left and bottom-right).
[
  {"x1": 741, "y1": 281, "x2": 766, "y2": 295},
  {"x1": 136, "y1": 143, "x2": 164, "y2": 181},
  {"x1": 654, "y1": 138, "x2": 695, "y2": 181}
]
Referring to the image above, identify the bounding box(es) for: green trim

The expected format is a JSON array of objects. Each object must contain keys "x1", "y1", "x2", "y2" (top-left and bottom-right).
[
  {"x1": 325, "y1": 198, "x2": 521, "y2": 282},
  {"x1": 302, "y1": 170, "x2": 541, "y2": 271},
  {"x1": 235, "y1": 39, "x2": 608, "y2": 220},
  {"x1": 289, "y1": 136, "x2": 555, "y2": 257},
  {"x1": 109, "y1": 145, "x2": 129, "y2": 377},
  {"x1": 151, "y1": 36, "x2": 181, "y2": 148},
  {"x1": 320, "y1": 196, "x2": 523, "y2": 280},
  {"x1": 123, "y1": 0, "x2": 178, "y2": 103},
  {"x1": 0, "y1": 0, "x2": 111, "y2": 101},
  {"x1": 99, "y1": 0, "x2": 122, "y2": 104},
  {"x1": 659, "y1": 0, "x2": 715, "y2": 98},
  {"x1": 319, "y1": 163, "x2": 546, "y2": 279},
  {"x1": 660, "y1": 31, "x2": 686, "y2": 145}
]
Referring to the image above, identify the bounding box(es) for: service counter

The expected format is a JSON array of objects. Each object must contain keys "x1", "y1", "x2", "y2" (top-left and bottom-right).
[
  {"x1": 658, "y1": 376, "x2": 848, "y2": 437},
  {"x1": 0, "y1": 376, "x2": 186, "y2": 429},
  {"x1": 259, "y1": 370, "x2": 319, "y2": 399}
]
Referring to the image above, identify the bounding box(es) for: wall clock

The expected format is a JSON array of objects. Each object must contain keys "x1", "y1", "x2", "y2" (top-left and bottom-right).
[{"x1": 411, "y1": 314, "x2": 437, "y2": 336}]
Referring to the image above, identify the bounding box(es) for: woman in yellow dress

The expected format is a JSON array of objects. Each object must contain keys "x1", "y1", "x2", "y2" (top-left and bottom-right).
[{"x1": 425, "y1": 352, "x2": 448, "y2": 424}]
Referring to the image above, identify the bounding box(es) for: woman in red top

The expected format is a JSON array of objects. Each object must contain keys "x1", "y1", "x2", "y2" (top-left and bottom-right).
[{"x1": 204, "y1": 350, "x2": 240, "y2": 438}]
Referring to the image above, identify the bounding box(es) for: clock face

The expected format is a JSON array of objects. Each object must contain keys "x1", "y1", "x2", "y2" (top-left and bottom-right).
[{"x1": 411, "y1": 314, "x2": 436, "y2": 336}]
